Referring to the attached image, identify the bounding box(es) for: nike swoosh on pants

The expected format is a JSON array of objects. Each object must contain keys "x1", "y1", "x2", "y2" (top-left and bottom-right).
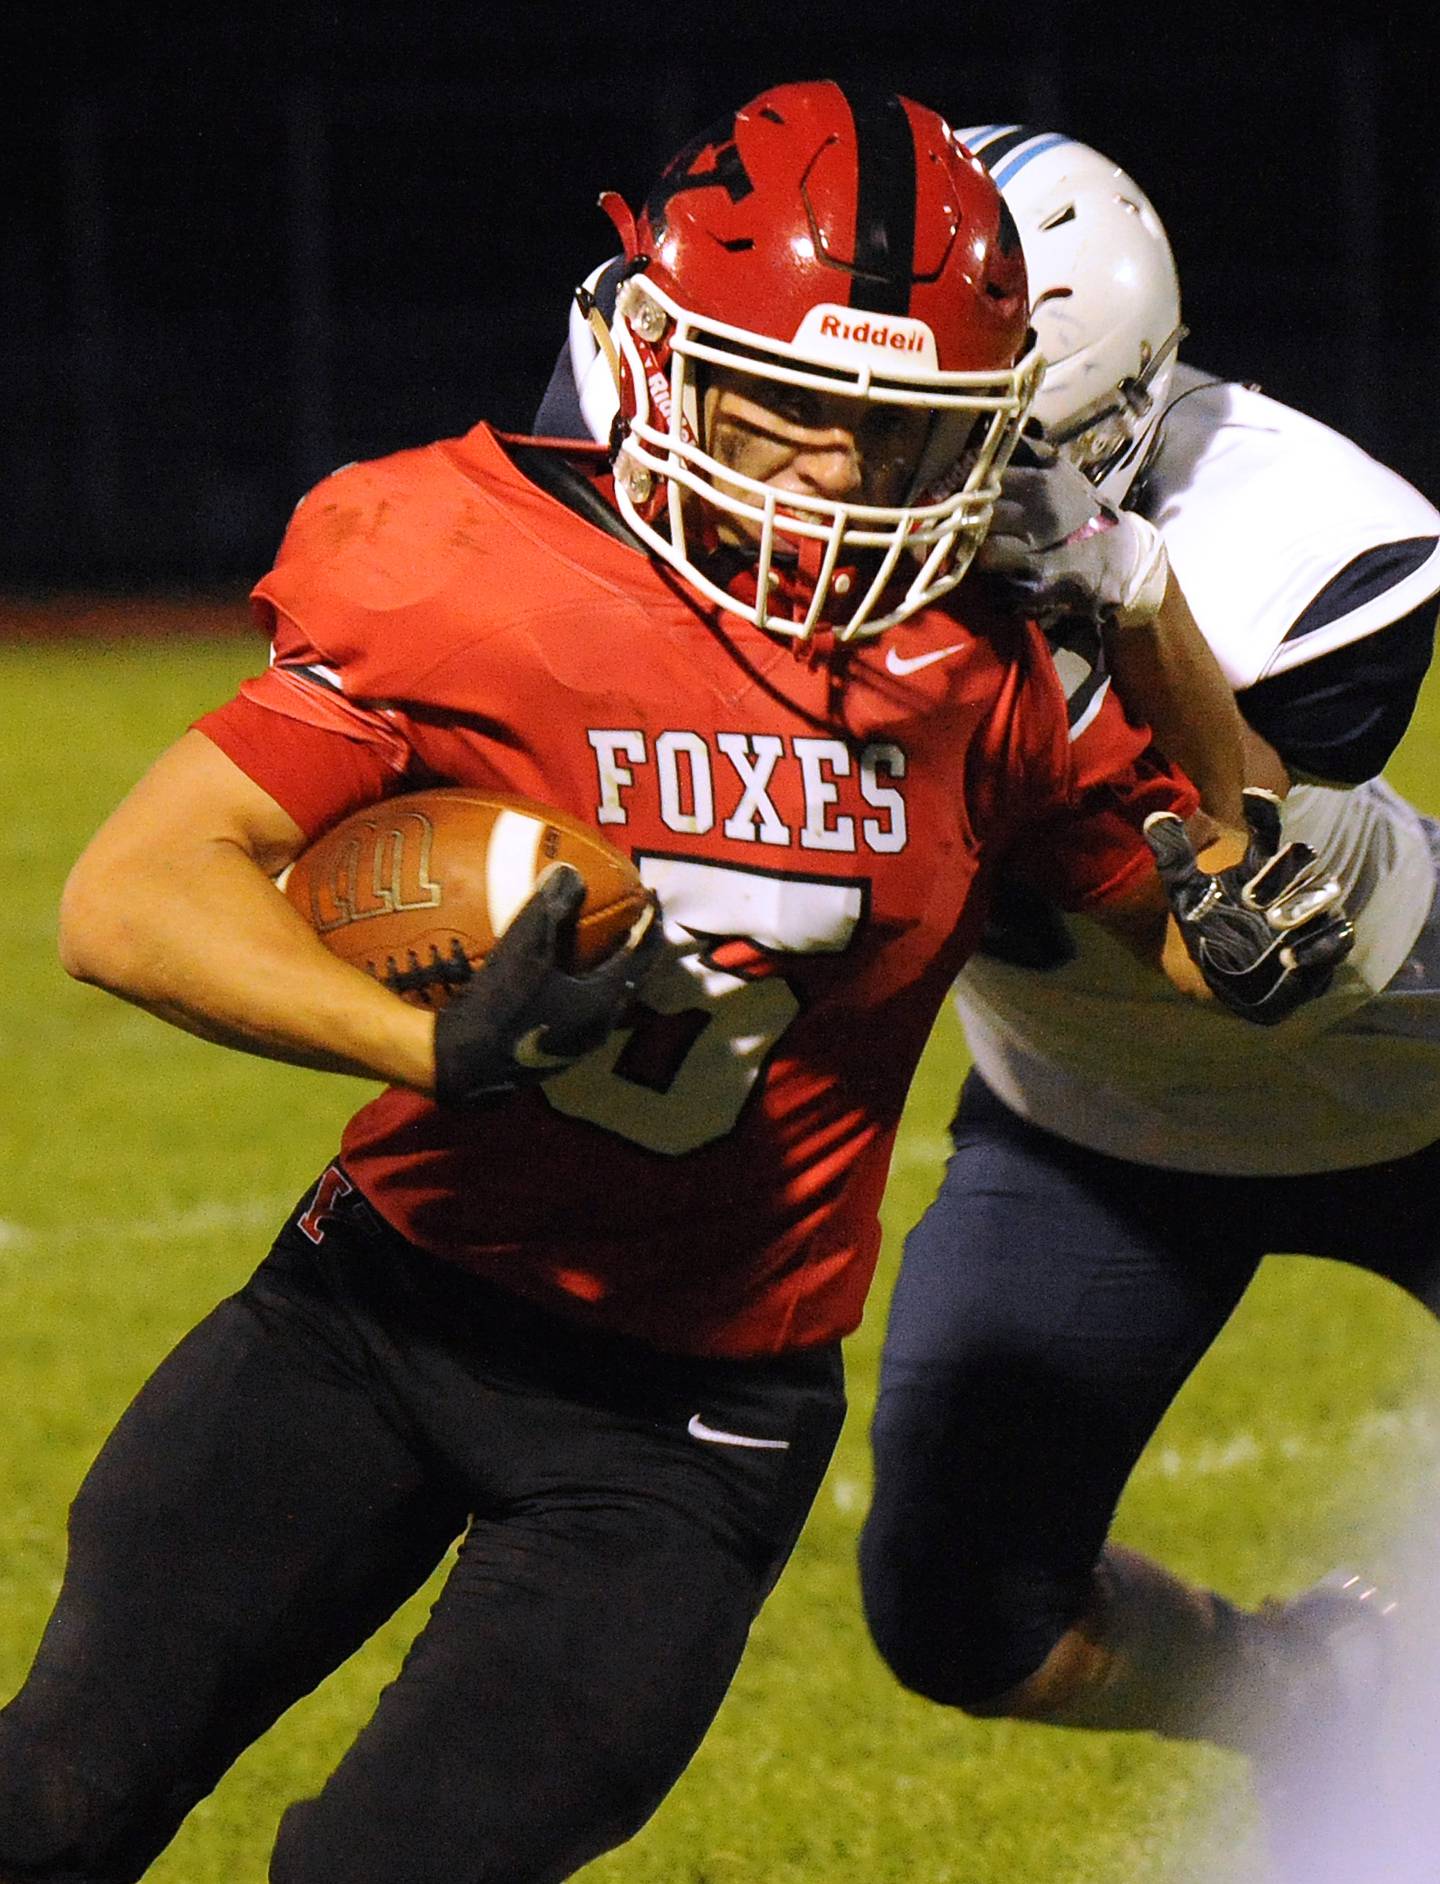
[{"x1": 686, "y1": 1413, "x2": 791, "y2": 1450}]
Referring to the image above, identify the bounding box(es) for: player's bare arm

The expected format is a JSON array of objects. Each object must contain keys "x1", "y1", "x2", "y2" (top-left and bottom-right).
[
  {"x1": 58, "y1": 729, "x2": 442, "y2": 1090},
  {"x1": 978, "y1": 441, "x2": 1249, "y2": 825},
  {"x1": 1103, "y1": 575, "x2": 1247, "y2": 825},
  {"x1": 1240, "y1": 719, "x2": 1292, "y2": 796},
  {"x1": 59, "y1": 731, "x2": 656, "y2": 1100}
]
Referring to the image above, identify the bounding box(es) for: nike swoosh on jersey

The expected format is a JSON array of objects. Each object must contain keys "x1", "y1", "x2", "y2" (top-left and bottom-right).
[
  {"x1": 686, "y1": 1413, "x2": 791, "y2": 1450},
  {"x1": 884, "y1": 640, "x2": 967, "y2": 677}
]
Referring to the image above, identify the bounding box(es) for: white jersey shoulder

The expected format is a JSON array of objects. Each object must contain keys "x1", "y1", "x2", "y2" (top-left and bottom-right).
[{"x1": 1142, "y1": 364, "x2": 1440, "y2": 687}]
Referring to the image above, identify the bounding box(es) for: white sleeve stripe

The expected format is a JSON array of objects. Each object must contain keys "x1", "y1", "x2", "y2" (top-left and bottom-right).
[
  {"x1": 1068, "y1": 674, "x2": 1112, "y2": 742},
  {"x1": 1046, "y1": 618, "x2": 1110, "y2": 738},
  {"x1": 1144, "y1": 374, "x2": 1440, "y2": 689},
  {"x1": 276, "y1": 660, "x2": 345, "y2": 695}
]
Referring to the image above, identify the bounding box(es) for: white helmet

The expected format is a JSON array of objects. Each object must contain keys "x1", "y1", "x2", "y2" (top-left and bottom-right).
[{"x1": 958, "y1": 126, "x2": 1185, "y2": 505}]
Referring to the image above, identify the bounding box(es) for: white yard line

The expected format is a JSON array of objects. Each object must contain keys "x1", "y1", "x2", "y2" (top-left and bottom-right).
[
  {"x1": 9, "y1": 1194, "x2": 1440, "y2": 1503},
  {"x1": 1137, "y1": 1405, "x2": 1440, "y2": 1481},
  {"x1": 0, "y1": 1194, "x2": 298, "y2": 1256},
  {"x1": 828, "y1": 1404, "x2": 1440, "y2": 1513}
]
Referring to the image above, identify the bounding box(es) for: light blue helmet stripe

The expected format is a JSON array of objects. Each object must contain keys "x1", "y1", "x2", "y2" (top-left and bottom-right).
[
  {"x1": 956, "y1": 124, "x2": 1018, "y2": 155},
  {"x1": 992, "y1": 132, "x2": 1073, "y2": 189}
]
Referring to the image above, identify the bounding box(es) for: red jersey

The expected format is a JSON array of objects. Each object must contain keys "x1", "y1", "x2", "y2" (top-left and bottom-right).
[{"x1": 197, "y1": 425, "x2": 1194, "y2": 1356}]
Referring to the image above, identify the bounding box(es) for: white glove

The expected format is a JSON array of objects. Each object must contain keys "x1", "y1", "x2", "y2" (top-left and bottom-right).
[{"x1": 979, "y1": 441, "x2": 1170, "y2": 629}]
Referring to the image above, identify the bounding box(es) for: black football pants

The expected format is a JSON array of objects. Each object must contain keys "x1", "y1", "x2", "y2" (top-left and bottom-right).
[{"x1": 0, "y1": 1172, "x2": 844, "y2": 1883}]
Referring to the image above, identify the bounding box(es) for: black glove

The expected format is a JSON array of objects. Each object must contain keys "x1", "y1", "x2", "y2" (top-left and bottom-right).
[
  {"x1": 433, "y1": 864, "x2": 661, "y2": 1105},
  {"x1": 1143, "y1": 788, "x2": 1355, "y2": 1025},
  {"x1": 978, "y1": 435, "x2": 1169, "y2": 628}
]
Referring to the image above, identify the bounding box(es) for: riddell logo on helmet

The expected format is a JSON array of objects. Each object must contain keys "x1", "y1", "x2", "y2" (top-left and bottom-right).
[
  {"x1": 646, "y1": 369, "x2": 673, "y2": 423},
  {"x1": 794, "y1": 305, "x2": 939, "y2": 369},
  {"x1": 818, "y1": 315, "x2": 924, "y2": 354}
]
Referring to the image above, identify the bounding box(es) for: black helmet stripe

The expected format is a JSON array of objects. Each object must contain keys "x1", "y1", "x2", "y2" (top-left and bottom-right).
[
  {"x1": 960, "y1": 123, "x2": 1038, "y2": 168},
  {"x1": 845, "y1": 90, "x2": 917, "y2": 317}
]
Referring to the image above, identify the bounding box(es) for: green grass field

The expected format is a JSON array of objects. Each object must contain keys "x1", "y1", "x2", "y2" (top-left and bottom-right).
[{"x1": 5, "y1": 630, "x2": 1440, "y2": 1881}]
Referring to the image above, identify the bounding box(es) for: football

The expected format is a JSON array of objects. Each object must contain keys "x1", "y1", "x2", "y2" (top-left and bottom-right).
[{"x1": 283, "y1": 787, "x2": 650, "y2": 1009}]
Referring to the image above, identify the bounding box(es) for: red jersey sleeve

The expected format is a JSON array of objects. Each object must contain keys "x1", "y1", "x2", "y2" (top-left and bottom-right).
[
  {"x1": 191, "y1": 555, "x2": 421, "y2": 838},
  {"x1": 1006, "y1": 665, "x2": 1200, "y2": 912},
  {"x1": 187, "y1": 447, "x2": 493, "y2": 835},
  {"x1": 194, "y1": 691, "x2": 404, "y2": 839}
]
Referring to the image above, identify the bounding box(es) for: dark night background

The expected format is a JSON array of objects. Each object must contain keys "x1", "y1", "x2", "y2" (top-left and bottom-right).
[{"x1": 7, "y1": 2, "x2": 1437, "y2": 592}]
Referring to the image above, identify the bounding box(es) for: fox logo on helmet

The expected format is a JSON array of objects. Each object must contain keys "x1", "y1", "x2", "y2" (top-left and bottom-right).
[{"x1": 645, "y1": 132, "x2": 757, "y2": 227}]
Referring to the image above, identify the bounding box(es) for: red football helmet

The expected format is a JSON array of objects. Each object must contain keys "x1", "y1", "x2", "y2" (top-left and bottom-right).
[{"x1": 600, "y1": 81, "x2": 1041, "y2": 641}]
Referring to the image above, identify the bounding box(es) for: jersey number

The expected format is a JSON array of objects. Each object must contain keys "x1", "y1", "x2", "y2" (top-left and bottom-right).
[{"x1": 540, "y1": 857, "x2": 863, "y2": 1156}]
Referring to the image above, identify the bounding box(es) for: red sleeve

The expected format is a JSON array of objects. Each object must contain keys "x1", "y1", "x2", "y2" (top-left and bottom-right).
[
  {"x1": 245, "y1": 448, "x2": 485, "y2": 700},
  {"x1": 1007, "y1": 675, "x2": 1200, "y2": 912},
  {"x1": 191, "y1": 606, "x2": 416, "y2": 838},
  {"x1": 189, "y1": 451, "x2": 479, "y2": 837},
  {"x1": 193, "y1": 693, "x2": 403, "y2": 838}
]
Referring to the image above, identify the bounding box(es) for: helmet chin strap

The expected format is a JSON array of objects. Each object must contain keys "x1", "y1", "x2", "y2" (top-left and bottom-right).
[
  {"x1": 574, "y1": 282, "x2": 623, "y2": 401},
  {"x1": 740, "y1": 530, "x2": 863, "y2": 641},
  {"x1": 794, "y1": 532, "x2": 859, "y2": 606}
]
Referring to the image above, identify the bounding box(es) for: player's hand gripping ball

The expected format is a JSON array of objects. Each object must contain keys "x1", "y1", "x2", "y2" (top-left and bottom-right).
[{"x1": 284, "y1": 789, "x2": 661, "y2": 1101}]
